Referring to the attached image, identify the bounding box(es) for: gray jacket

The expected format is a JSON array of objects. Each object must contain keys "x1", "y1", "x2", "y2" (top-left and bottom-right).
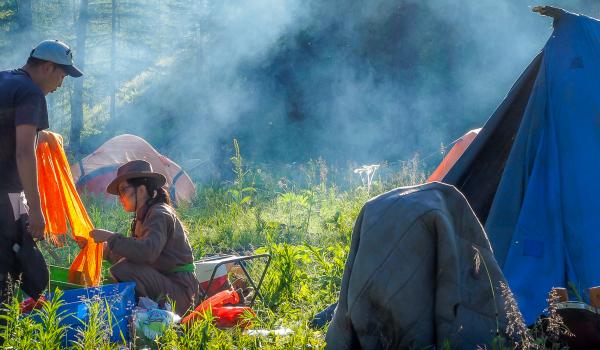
[{"x1": 326, "y1": 182, "x2": 510, "y2": 349}]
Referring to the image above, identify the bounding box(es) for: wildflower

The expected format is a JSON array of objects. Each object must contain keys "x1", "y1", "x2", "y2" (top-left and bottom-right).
[{"x1": 500, "y1": 282, "x2": 537, "y2": 349}]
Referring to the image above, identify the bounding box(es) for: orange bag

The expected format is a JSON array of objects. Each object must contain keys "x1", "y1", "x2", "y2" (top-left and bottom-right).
[
  {"x1": 211, "y1": 306, "x2": 254, "y2": 329},
  {"x1": 181, "y1": 289, "x2": 240, "y2": 324},
  {"x1": 36, "y1": 132, "x2": 103, "y2": 286}
]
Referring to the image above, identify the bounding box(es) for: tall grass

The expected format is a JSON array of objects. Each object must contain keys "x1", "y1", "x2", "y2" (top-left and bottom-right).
[
  {"x1": 0, "y1": 288, "x2": 116, "y2": 349},
  {"x1": 6, "y1": 143, "x2": 571, "y2": 349},
  {"x1": 0, "y1": 148, "x2": 576, "y2": 349},
  {"x1": 7, "y1": 150, "x2": 399, "y2": 349}
]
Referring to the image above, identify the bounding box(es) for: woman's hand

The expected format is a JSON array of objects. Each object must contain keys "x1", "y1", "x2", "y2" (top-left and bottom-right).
[
  {"x1": 74, "y1": 236, "x2": 88, "y2": 249},
  {"x1": 91, "y1": 229, "x2": 115, "y2": 243}
]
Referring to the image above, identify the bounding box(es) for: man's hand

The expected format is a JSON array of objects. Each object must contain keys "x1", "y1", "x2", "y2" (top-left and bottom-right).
[
  {"x1": 91, "y1": 229, "x2": 115, "y2": 243},
  {"x1": 37, "y1": 130, "x2": 50, "y2": 146},
  {"x1": 37, "y1": 130, "x2": 63, "y2": 148},
  {"x1": 27, "y1": 206, "x2": 45, "y2": 240}
]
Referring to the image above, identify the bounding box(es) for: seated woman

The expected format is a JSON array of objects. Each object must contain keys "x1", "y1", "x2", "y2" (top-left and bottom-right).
[{"x1": 91, "y1": 160, "x2": 199, "y2": 316}]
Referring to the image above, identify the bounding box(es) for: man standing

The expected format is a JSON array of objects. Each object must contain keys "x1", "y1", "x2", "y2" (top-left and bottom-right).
[{"x1": 0, "y1": 40, "x2": 83, "y2": 305}]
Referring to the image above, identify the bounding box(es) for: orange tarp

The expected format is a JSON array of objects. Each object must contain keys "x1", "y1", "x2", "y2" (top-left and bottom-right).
[
  {"x1": 427, "y1": 128, "x2": 481, "y2": 183},
  {"x1": 37, "y1": 132, "x2": 103, "y2": 286}
]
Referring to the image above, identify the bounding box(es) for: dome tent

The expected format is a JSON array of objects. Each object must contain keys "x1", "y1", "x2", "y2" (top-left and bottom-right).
[{"x1": 71, "y1": 134, "x2": 195, "y2": 205}]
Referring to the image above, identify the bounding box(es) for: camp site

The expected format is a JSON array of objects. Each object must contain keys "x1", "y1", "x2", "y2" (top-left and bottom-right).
[{"x1": 1, "y1": 1, "x2": 600, "y2": 349}]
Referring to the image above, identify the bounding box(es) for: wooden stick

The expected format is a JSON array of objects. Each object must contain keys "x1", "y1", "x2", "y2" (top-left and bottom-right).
[
  {"x1": 552, "y1": 287, "x2": 568, "y2": 302},
  {"x1": 589, "y1": 286, "x2": 600, "y2": 308}
]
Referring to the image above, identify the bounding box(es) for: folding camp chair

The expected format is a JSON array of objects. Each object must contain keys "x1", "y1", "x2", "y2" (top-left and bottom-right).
[{"x1": 194, "y1": 253, "x2": 271, "y2": 307}]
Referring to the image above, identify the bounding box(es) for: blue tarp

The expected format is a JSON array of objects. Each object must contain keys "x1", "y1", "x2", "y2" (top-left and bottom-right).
[{"x1": 485, "y1": 12, "x2": 600, "y2": 323}]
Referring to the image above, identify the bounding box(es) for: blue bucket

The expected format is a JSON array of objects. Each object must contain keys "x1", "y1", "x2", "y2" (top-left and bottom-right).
[{"x1": 45, "y1": 282, "x2": 136, "y2": 345}]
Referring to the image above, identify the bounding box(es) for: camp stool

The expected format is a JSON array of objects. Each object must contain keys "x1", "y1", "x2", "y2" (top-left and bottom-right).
[{"x1": 194, "y1": 253, "x2": 271, "y2": 307}]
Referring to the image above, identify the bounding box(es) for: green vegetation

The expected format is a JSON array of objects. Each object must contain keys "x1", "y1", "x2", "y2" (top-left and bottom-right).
[
  {"x1": 0, "y1": 149, "x2": 572, "y2": 349},
  {"x1": 0, "y1": 153, "x2": 425, "y2": 349}
]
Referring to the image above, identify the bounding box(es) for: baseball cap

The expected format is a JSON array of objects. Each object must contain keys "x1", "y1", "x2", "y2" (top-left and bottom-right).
[{"x1": 30, "y1": 40, "x2": 83, "y2": 77}]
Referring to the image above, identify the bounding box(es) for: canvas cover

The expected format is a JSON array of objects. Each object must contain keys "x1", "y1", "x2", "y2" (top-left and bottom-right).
[
  {"x1": 444, "y1": 11, "x2": 600, "y2": 323},
  {"x1": 326, "y1": 182, "x2": 509, "y2": 349},
  {"x1": 71, "y1": 134, "x2": 195, "y2": 204}
]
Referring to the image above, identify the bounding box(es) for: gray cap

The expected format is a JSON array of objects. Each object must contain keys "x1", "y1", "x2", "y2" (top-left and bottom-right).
[{"x1": 30, "y1": 40, "x2": 83, "y2": 77}]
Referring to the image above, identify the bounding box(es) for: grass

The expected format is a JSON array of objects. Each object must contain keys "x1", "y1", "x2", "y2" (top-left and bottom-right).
[
  {"x1": 0, "y1": 143, "x2": 572, "y2": 349},
  {"x1": 1, "y1": 147, "x2": 414, "y2": 349}
]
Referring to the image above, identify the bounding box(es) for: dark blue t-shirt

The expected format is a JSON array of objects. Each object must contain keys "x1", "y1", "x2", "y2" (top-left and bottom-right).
[{"x1": 0, "y1": 69, "x2": 49, "y2": 192}]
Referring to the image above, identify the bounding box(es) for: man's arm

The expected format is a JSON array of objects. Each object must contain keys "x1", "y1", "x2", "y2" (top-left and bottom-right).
[{"x1": 15, "y1": 124, "x2": 45, "y2": 239}]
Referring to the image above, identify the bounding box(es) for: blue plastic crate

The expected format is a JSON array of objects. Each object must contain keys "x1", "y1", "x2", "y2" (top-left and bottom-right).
[{"x1": 44, "y1": 282, "x2": 136, "y2": 345}]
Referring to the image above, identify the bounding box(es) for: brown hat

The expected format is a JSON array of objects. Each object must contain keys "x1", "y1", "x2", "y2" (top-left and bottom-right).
[{"x1": 106, "y1": 160, "x2": 167, "y2": 195}]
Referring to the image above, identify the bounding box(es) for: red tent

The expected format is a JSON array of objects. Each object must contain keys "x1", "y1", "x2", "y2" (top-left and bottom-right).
[{"x1": 427, "y1": 128, "x2": 480, "y2": 183}]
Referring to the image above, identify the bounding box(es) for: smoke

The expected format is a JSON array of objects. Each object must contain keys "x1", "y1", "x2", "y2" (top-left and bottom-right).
[{"x1": 1, "y1": 0, "x2": 599, "y2": 177}]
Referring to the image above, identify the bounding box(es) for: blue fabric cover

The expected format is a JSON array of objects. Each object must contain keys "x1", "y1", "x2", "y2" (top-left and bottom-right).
[{"x1": 485, "y1": 12, "x2": 600, "y2": 324}]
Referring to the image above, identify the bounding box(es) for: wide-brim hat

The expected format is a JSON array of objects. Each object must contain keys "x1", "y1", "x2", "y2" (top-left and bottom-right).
[{"x1": 106, "y1": 160, "x2": 167, "y2": 195}]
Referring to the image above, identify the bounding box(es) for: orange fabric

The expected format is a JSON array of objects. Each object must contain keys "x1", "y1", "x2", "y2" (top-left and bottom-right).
[
  {"x1": 427, "y1": 128, "x2": 481, "y2": 183},
  {"x1": 36, "y1": 132, "x2": 103, "y2": 286}
]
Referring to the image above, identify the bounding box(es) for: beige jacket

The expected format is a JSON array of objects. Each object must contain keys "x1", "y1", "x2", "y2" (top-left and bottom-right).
[{"x1": 106, "y1": 202, "x2": 198, "y2": 293}]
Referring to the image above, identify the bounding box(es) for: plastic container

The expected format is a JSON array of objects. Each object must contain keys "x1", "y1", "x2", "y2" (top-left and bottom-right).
[
  {"x1": 48, "y1": 264, "x2": 82, "y2": 291},
  {"x1": 40, "y1": 282, "x2": 136, "y2": 345},
  {"x1": 47, "y1": 264, "x2": 114, "y2": 291}
]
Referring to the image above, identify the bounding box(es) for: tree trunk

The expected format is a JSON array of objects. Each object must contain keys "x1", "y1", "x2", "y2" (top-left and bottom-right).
[
  {"x1": 110, "y1": 0, "x2": 117, "y2": 124},
  {"x1": 70, "y1": 0, "x2": 88, "y2": 157},
  {"x1": 16, "y1": 0, "x2": 33, "y2": 43}
]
